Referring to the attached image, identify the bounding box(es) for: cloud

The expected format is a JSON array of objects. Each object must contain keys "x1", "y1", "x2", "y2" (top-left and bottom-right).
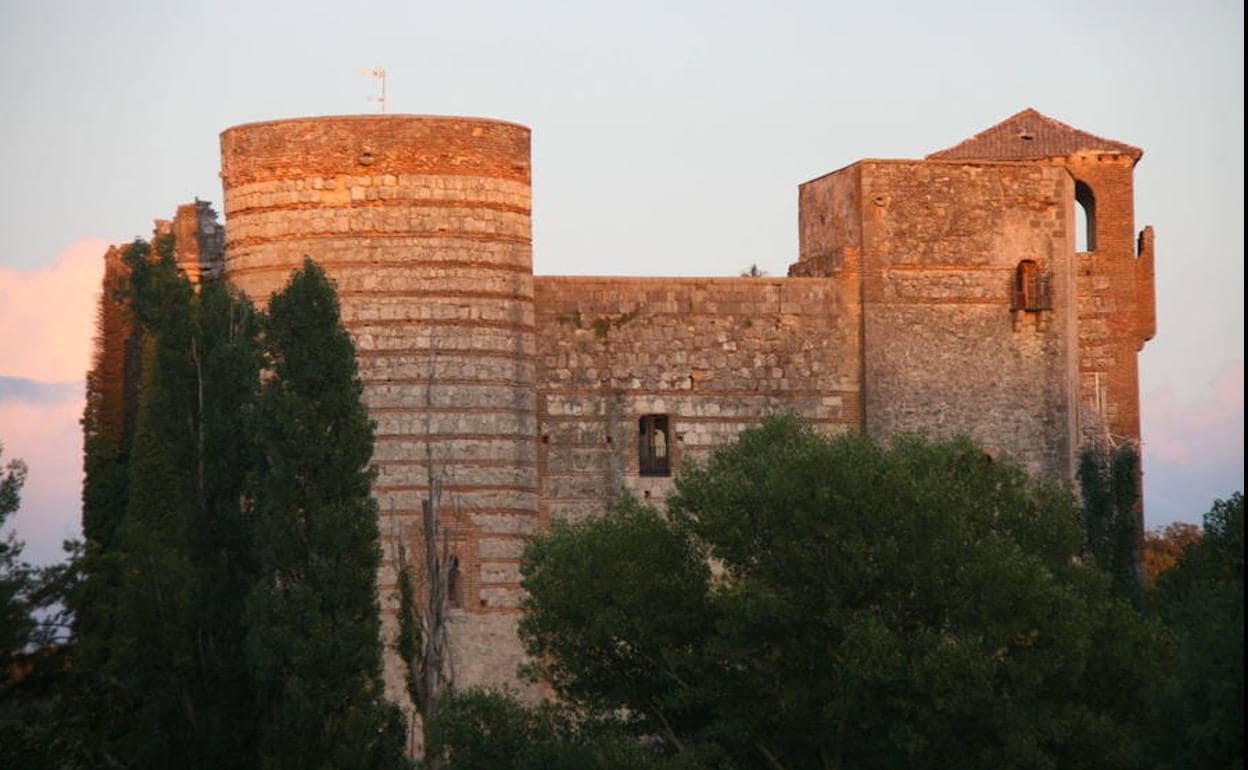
[
  {"x1": 0, "y1": 238, "x2": 112, "y2": 566},
  {"x1": 0, "y1": 393, "x2": 84, "y2": 567},
  {"x1": 0, "y1": 238, "x2": 110, "y2": 383},
  {"x1": 1143, "y1": 361, "x2": 1245, "y2": 528},
  {"x1": 0, "y1": 376, "x2": 80, "y2": 404}
]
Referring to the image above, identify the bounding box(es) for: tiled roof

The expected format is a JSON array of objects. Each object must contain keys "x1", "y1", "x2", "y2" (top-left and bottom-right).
[{"x1": 927, "y1": 108, "x2": 1143, "y2": 162}]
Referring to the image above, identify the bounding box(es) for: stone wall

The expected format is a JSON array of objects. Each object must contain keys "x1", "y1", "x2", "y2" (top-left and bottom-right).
[
  {"x1": 791, "y1": 163, "x2": 861, "y2": 277},
  {"x1": 533, "y1": 276, "x2": 860, "y2": 522},
  {"x1": 198, "y1": 111, "x2": 1156, "y2": 744},
  {"x1": 792, "y1": 160, "x2": 1080, "y2": 479},
  {"x1": 152, "y1": 201, "x2": 225, "y2": 286}
]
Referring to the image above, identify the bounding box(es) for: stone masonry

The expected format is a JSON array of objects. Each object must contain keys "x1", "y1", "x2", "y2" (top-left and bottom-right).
[{"x1": 134, "y1": 108, "x2": 1156, "y2": 720}]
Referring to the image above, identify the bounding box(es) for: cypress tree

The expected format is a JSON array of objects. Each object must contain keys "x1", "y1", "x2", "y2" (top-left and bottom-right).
[
  {"x1": 76, "y1": 246, "x2": 403, "y2": 766},
  {"x1": 188, "y1": 276, "x2": 265, "y2": 766},
  {"x1": 97, "y1": 237, "x2": 263, "y2": 768},
  {"x1": 106, "y1": 237, "x2": 200, "y2": 764},
  {"x1": 81, "y1": 241, "x2": 146, "y2": 551},
  {"x1": 246, "y1": 259, "x2": 406, "y2": 769},
  {"x1": 75, "y1": 240, "x2": 149, "y2": 762}
]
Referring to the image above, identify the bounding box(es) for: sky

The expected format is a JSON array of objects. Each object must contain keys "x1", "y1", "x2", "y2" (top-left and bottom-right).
[{"x1": 0, "y1": 0, "x2": 1242, "y2": 565}]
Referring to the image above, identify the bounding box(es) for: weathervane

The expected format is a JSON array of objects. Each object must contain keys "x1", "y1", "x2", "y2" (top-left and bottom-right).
[{"x1": 361, "y1": 67, "x2": 387, "y2": 113}]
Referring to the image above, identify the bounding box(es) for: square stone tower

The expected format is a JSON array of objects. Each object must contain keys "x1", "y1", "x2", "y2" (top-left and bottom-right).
[
  {"x1": 791, "y1": 108, "x2": 1155, "y2": 481},
  {"x1": 926, "y1": 108, "x2": 1156, "y2": 452}
]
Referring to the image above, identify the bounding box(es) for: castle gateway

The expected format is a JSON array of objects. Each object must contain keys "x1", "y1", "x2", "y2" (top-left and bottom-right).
[{"x1": 149, "y1": 108, "x2": 1155, "y2": 703}]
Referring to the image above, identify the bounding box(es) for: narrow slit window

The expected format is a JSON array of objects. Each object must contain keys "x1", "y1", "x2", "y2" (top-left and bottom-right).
[
  {"x1": 447, "y1": 555, "x2": 462, "y2": 609},
  {"x1": 638, "y1": 415, "x2": 671, "y2": 476}
]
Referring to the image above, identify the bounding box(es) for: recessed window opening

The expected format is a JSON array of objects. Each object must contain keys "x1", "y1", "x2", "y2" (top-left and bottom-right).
[
  {"x1": 638, "y1": 415, "x2": 671, "y2": 477},
  {"x1": 1012, "y1": 260, "x2": 1051, "y2": 312},
  {"x1": 447, "y1": 555, "x2": 462, "y2": 609},
  {"x1": 1075, "y1": 180, "x2": 1097, "y2": 252}
]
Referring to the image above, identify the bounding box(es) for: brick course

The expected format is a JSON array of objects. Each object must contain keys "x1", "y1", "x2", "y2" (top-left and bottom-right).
[
  {"x1": 113, "y1": 108, "x2": 1155, "y2": 742},
  {"x1": 221, "y1": 115, "x2": 540, "y2": 710}
]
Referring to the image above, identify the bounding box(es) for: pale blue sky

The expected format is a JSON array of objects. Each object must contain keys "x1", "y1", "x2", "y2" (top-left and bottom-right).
[{"x1": 0, "y1": 0, "x2": 1243, "y2": 561}]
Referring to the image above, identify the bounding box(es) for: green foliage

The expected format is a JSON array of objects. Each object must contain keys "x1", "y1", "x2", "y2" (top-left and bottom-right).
[
  {"x1": 1143, "y1": 521, "x2": 1202, "y2": 586},
  {"x1": 92, "y1": 246, "x2": 265, "y2": 767},
  {"x1": 521, "y1": 416, "x2": 1163, "y2": 769},
  {"x1": 70, "y1": 250, "x2": 410, "y2": 768},
  {"x1": 1078, "y1": 443, "x2": 1143, "y2": 601},
  {"x1": 79, "y1": 431, "x2": 128, "y2": 553},
  {"x1": 81, "y1": 239, "x2": 147, "y2": 551},
  {"x1": 245, "y1": 259, "x2": 406, "y2": 769},
  {"x1": 83, "y1": 250, "x2": 202, "y2": 764},
  {"x1": 520, "y1": 499, "x2": 713, "y2": 728},
  {"x1": 0, "y1": 444, "x2": 88, "y2": 769},
  {"x1": 424, "y1": 689, "x2": 695, "y2": 770},
  {"x1": 1154, "y1": 493, "x2": 1244, "y2": 769},
  {"x1": 0, "y1": 444, "x2": 32, "y2": 663},
  {"x1": 74, "y1": 243, "x2": 147, "y2": 752}
]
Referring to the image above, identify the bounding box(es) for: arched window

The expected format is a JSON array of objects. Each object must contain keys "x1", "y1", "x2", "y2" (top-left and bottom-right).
[
  {"x1": 1075, "y1": 180, "x2": 1097, "y2": 252},
  {"x1": 1012, "y1": 260, "x2": 1050, "y2": 312}
]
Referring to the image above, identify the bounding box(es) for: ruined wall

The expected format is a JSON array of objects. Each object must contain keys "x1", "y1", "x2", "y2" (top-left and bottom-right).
[
  {"x1": 791, "y1": 164, "x2": 862, "y2": 277},
  {"x1": 219, "y1": 115, "x2": 538, "y2": 706},
  {"x1": 533, "y1": 276, "x2": 860, "y2": 522},
  {"x1": 853, "y1": 160, "x2": 1079, "y2": 479},
  {"x1": 154, "y1": 200, "x2": 225, "y2": 285}
]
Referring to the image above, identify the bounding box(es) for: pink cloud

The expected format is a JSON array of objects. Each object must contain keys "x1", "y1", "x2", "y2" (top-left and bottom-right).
[
  {"x1": 0, "y1": 237, "x2": 113, "y2": 565},
  {"x1": 0, "y1": 238, "x2": 111, "y2": 383},
  {"x1": 1143, "y1": 361, "x2": 1245, "y2": 527},
  {"x1": 1144, "y1": 362, "x2": 1244, "y2": 466}
]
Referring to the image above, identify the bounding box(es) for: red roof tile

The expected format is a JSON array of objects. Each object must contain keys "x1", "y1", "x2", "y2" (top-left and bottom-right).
[{"x1": 927, "y1": 108, "x2": 1143, "y2": 162}]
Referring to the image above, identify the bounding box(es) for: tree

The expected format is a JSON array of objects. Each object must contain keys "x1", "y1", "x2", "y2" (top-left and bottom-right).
[
  {"x1": 520, "y1": 416, "x2": 1162, "y2": 770},
  {"x1": 99, "y1": 236, "x2": 263, "y2": 768},
  {"x1": 1142, "y1": 521, "x2": 1202, "y2": 587},
  {"x1": 1154, "y1": 493, "x2": 1243, "y2": 769},
  {"x1": 423, "y1": 689, "x2": 692, "y2": 770},
  {"x1": 1077, "y1": 443, "x2": 1144, "y2": 601},
  {"x1": 73, "y1": 244, "x2": 409, "y2": 767},
  {"x1": 0, "y1": 443, "x2": 85, "y2": 768},
  {"x1": 245, "y1": 259, "x2": 406, "y2": 769},
  {"x1": 520, "y1": 500, "x2": 716, "y2": 760},
  {"x1": 0, "y1": 442, "x2": 32, "y2": 666},
  {"x1": 63, "y1": 241, "x2": 147, "y2": 767},
  {"x1": 393, "y1": 337, "x2": 456, "y2": 763},
  {"x1": 0, "y1": 440, "x2": 40, "y2": 766},
  {"x1": 81, "y1": 241, "x2": 146, "y2": 552}
]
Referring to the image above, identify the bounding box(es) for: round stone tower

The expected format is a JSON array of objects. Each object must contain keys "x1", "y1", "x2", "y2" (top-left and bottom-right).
[{"x1": 220, "y1": 115, "x2": 538, "y2": 701}]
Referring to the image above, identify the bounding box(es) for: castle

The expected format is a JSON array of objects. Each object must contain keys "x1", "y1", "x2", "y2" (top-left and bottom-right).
[{"x1": 127, "y1": 107, "x2": 1156, "y2": 706}]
